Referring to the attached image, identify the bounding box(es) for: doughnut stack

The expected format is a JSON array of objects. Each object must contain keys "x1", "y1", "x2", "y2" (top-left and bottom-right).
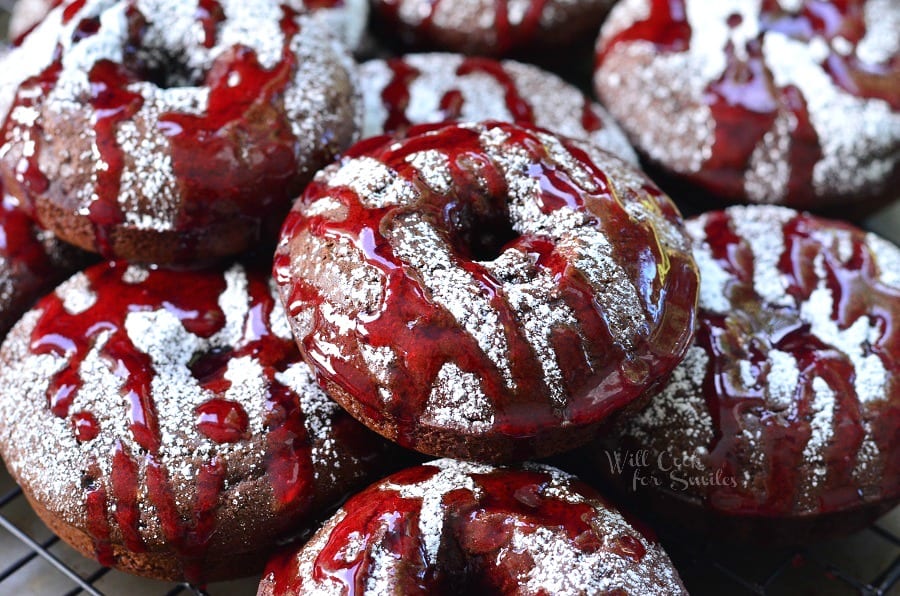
[{"x1": 0, "y1": 0, "x2": 895, "y2": 593}]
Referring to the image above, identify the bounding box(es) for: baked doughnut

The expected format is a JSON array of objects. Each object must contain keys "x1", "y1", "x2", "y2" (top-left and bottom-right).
[
  {"x1": 359, "y1": 53, "x2": 638, "y2": 164},
  {"x1": 0, "y1": 0, "x2": 361, "y2": 264},
  {"x1": 0, "y1": 190, "x2": 91, "y2": 337},
  {"x1": 0, "y1": 262, "x2": 396, "y2": 582},
  {"x1": 595, "y1": 205, "x2": 900, "y2": 544},
  {"x1": 372, "y1": 0, "x2": 615, "y2": 56},
  {"x1": 593, "y1": 0, "x2": 900, "y2": 210},
  {"x1": 259, "y1": 459, "x2": 687, "y2": 595},
  {"x1": 274, "y1": 121, "x2": 699, "y2": 463}
]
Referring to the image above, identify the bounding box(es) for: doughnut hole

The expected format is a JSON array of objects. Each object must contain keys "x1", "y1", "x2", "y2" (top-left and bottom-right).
[{"x1": 444, "y1": 197, "x2": 520, "y2": 262}]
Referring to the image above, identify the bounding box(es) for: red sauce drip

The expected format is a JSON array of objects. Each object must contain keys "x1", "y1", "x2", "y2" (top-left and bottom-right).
[
  {"x1": 438, "y1": 89, "x2": 465, "y2": 120},
  {"x1": 71, "y1": 16, "x2": 101, "y2": 43},
  {"x1": 380, "y1": 58, "x2": 421, "y2": 134},
  {"x1": 276, "y1": 122, "x2": 698, "y2": 452},
  {"x1": 85, "y1": 485, "x2": 114, "y2": 567},
  {"x1": 72, "y1": 411, "x2": 100, "y2": 442},
  {"x1": 26, "y1": 262, "x2": 375, "y2": 578},
  {"x1": 267, "y1": 465, "x2": 657, "y2": 593},
  {"x1": 62, "y1": 0, "x2": 88, "y2": 24},
  {"x1": 580, "y1": 102, "x2": 605, "y2": 133},
  {"x1": 598, "y1": 0, "x2": 690, "y2": 58},
  {"x1": 86, "y1": 61, "x2": 144, "y2": 256},
  {"x1": 694, "y1": 211, "x2": 899, "y2": 515},
  {"x1": 196, "y1": 0, "x2": 225, "y2": 49},
  {"x1": 0, "y1": 50, "x2": 64, "y2": 200},
  {"x1": 456, "y1": 58, "x2": 535, "y2": 123},
  {"x1": 195, "y1": 398, "x2": 250, "y2": 444}
]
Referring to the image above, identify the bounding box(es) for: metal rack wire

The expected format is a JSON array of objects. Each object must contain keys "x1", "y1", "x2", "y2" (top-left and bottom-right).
[{"x1": 0, "y1": 1, "x2": 898, "y2": 594}]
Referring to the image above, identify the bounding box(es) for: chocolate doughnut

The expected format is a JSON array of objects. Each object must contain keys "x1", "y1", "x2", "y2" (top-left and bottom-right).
[
  {"x1": 360, "y1": 53, "x2": 638, "y2": 164},
  {"x1": 372, "y1": 0, "x2": 616, "y2": 56},
  {"x1": 0, "y1": 262, "x2": 396, "y2": 582},
  {"x1": 593, "y1": 0, "x2": 900, "y2": 211},
  {"x1": 259, "y1": 459, "x2": 687, "y2": 595},
  {"x1": 274, "y1": 121, "x2": 699, "y2": 463},
  {"x1": 0, "y1": 0, "x2": 361, "y2": 263},
  {"x1": 595, "y1": 205, "x2": 900, "y2": 543}
]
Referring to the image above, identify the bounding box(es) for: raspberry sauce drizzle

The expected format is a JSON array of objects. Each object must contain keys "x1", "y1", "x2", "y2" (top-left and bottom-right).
[
  {"x1": 694, "y1": 211, "x2": 899, "y2": 516},
  {"x1": 265, "y1": 464, "x2": 656, "y2": 594},
  {"x1": 25, "y1": 262, "x2": 386, "y2": 581},
  {"x1": 275, "y1": 122, "x2": 698, "y2": 454},
  {"x1": 597, "y1": 0, "x2": 892, "y2": 203},
  {"x1": 2, "y1": 5, "x2": 308, "y2": 259}
]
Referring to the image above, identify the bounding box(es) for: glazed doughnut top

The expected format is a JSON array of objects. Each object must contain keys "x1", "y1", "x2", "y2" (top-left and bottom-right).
[
  {"x1": 594, "y1": 0, "x2": 900, "y2": 205},
  {"x1": 0, "y1": 262, "x2": 388, "y2": 581},
  {"x1": 261, "y1": 459, "x2": 686, "y2": 595},
  {"x1": 360, "y1": 53, "x2": 638, "y2": 164},
  {"x1": 0, "y1": 0, "x2": 359, "y2": 257},
  {"x1": 616, "y1": 206, "x2": 900, "y2": 516},
  {"x1": 275, "y1": 121, "x2": 698, "y2": 449}
]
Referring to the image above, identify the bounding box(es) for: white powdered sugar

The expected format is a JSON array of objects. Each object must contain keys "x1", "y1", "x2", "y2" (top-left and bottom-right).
[
  {"x1": 729, "y1": 205, "x2": 795, "y2": 307},
  {"x1": 423, "y1": 362, "x2": 495, "y2": 432},
  {"x1": 360, "y1": 53, "x2": 638, "y2": 164},
  {"x1": 58, "y1": 273, "x2": 98, "y2": 315},
  {"x1": 327, "y1": 157, "x2": 418, "y2": 208},
  {"x1": 484, "y1": 249, "x2": 579, "y2": 410},
  {"x1": 868, "y1": 233, "x2": 900, "y2": 290},
  {"x1": 856, "y1": 0, "x2": 898, "y2": 64},
  {"x1": 405, "y1": 150, "x2": 454, "y2": 194},
  {"x1": 382, "y1": 459, "x2": 489, "y2": 565},
  {"x1": 388, "y1": 213, "x2": 515, "y2": 388},
  {"x1": 596, "y1": 42, "x2": 715, "y2": 174},
  {"x1": 765, "y1": 349, "x2": 800, "y2": 412},
  {"x1": 800, "y1": 377, "x2": 836, "y2": 491},
  {"x1": 624, "y1": 346, "x2": 715, "y2": 451},
  {"x1": 763, "y1": 33, "x2": 900, "y2": 198},
  {"x1": 744, "y1": 109, "x2": 795, "y2": 203},
  {"x1": 800, "y1": 283, "x2": 888, "y2": 405}
]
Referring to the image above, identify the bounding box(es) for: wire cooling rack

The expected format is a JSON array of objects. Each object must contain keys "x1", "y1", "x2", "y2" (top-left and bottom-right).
[{"x1": 0, "y1": 1, "x2": 898, "y2": 594}]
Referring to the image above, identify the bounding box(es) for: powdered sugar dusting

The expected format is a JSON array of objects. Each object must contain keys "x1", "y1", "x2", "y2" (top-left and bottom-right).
[
  {"x1": 856, "y1": 0, "x2": 898, "y2": 64},
  {"x1": 406, "y1": 150, "x2": 453, "y2": 194},
  {"x1": 485, "y1": 249, "x2": 579, "y2": 409},
  {"x1": 729, "y1": 205, "x2": 795, "y2": 307},
  {"x1": 763, "y1": 33, "x2": 900, "y2": 198},
  {"x1": 744, "y1": 110, "x2": 795, "y2": 204},
  {"x1": 765, "y1": 349, "x2": 800, "y2": 412},
  {"x1": 58, "y1": 273, "x2": 97, "y2": 315},
  {"x1": 801, "y1": 377, "x2": 836, "y2": 491},
  {"x1": 867, "y1": 233, "x2": 900, "y2": 290},
  {"x1": 327, "y1": 157, "x2": 418, "y2": 208},
  {"x1": 423, "y1": 362, "x2": 495, "y2": 432},
  {"x1": 388, "y1": 213, "x2": 515, "y2": 388}
]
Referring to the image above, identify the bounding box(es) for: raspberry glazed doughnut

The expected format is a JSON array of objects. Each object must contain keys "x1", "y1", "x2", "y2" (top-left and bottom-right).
[
  {"x1": 0, "y1": 262, "x2": 396, "y2": 582},
  {"x1": 593, "y1": 0, "x2": 900, "y2": 211},
  {"x1": 372, "y1": 0, "x2": 616, "y2": 56},
  {"x1": 595, "y1": 205, "x2": 900, "y2": 544},
  {"x1": 0, "y1": 189, "x2": 92, "y2": 337},
  {"x1": 0, "y1": 0, "x2": 360, "y2": 264},
  {"x1": 359, "y1": 53, "x2": 638, "y2": 164},
  {"x1": 274, "y1": 121, "x2": 700, "y2": 463},
  {"x1": 259, "y1": 459, "x2": 687, "y2": 595}
]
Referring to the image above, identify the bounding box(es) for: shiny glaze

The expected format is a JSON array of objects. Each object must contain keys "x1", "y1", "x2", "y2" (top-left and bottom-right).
[
  {"x1": 264, "y1": 464, "x2": 657, "y2": 594},
  {"x1": 596, "y1": 0, "x2": 895, "y2": 200},
  {"x1": 25, "y1": 262, "x2": 387, "y2": 582},
  {"x1": 275, "y1": 121, "x2": 698, "y2": 453},
  {"x1": 695, "y1": 211, "x2": 899, "y2": 515},
  {"x1": 1, "y1": 5, "x2": 309, "y2": 260}
]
